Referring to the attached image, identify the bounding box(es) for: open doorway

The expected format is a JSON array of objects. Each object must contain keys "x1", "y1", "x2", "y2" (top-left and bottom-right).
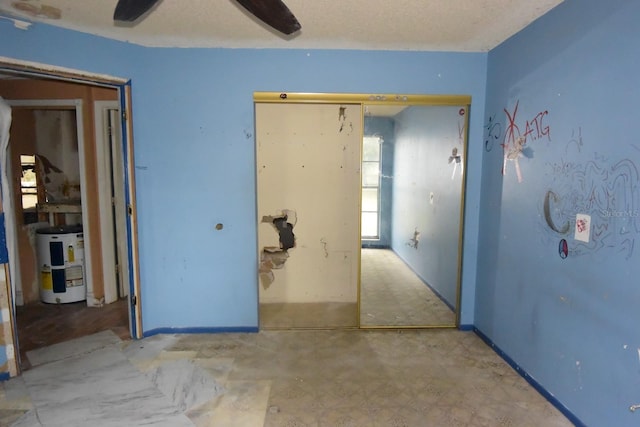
[{"x1": 0, "y1": 63, "x2": 142, "y2": 374}]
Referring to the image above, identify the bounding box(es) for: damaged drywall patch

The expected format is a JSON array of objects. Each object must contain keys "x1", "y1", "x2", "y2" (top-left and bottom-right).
[
  {"x1": 259, "y1": 209, "x2": 297, "y2": 289},
  {"x1": 259, "y1": 249, "x2": 290, "y2": 289}
]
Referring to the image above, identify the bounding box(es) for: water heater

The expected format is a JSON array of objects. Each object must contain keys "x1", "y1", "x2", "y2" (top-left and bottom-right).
[{"x1": 36, "y1": 225, "x2": 86, "y2": 304}]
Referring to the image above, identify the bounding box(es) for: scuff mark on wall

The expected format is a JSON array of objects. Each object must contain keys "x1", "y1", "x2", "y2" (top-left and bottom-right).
[
  {"x1": 575, "y1": 360, "x2": 583, "y2": 391},
  {"x1": 448, "y1": 147, "x2": 462, "y2": 179},
  {"x1": 338, "y1": 106, "x2": 353, "y2": 134},
  {"x1": 408, "y1": 228, "x2": 420, "y2": 249},
  {"x1": 338, "y1": 106, "x2": 346, "y2": 122},
  {"x1": 320, "y1": 238, "x2": 329, "y2": 258},
  {"x1": 259, "y1": 209, "x2": 297, "y2": 289}
]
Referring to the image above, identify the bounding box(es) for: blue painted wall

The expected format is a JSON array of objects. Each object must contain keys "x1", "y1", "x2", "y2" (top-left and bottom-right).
[
  {"x1": 3, "y1": 4, "x2": 638, "y2": 424},
  {"x1": 391, "y1": 106, "x2": 465, "y2": 307},
  {"x1": 362, "y1": 116, "x2": 394, "y2": 248},
  {"x1": 0, "y1": 20, "x2": 485, "y2": 332},
  {"x1": 478, "y1": 0, "x2": 640, "y2": 424}
]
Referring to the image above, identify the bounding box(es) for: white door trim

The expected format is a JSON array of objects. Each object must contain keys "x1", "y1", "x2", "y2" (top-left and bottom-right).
[
  {"x1": 94, "y1": 101, "x2": 118, "y2": 304},
  {"x1": 5, "y1": 99, "x2": 96, "y2": 306}
]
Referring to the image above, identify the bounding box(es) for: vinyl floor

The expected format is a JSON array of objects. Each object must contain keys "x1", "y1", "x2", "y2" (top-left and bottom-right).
[{"x1": 1, "y1": 328, "x2": 574, "y2": 426}]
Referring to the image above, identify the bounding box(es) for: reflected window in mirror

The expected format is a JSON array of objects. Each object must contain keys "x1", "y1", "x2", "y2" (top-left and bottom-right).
[{"x1": 362, "y1": 136, "x2": 381, "y2": 239}]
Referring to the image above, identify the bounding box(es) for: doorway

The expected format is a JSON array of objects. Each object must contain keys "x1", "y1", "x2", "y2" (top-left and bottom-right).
[
  {"x1": 0, "y1": 62, "x2": 142, "y2": 374},
  {"x1": 253, "y1": 92, "x2": 469, "y2": 330}
]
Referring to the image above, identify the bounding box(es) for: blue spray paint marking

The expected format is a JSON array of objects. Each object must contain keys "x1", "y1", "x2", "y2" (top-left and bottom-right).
[{"x1": 0, "y1": 213, "x2": 8, "y2": 264}]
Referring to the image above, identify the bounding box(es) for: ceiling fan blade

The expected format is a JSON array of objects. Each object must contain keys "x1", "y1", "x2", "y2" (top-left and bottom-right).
[
  {"x1": 234, "y1": 0, "x2": 301, "y2": 35},
  {"x1": 113, "y1": 0, "x2": 161, "y2": 22}
]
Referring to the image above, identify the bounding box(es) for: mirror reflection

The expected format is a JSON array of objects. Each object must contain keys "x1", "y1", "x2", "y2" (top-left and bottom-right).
[{"x1": 359, "y1": 104, "x2": 467, "y2": 327}]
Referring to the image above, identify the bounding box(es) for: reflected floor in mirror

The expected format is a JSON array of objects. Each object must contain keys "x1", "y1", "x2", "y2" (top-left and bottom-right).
[{"x1": 360, "y1": 248, "x2": 455, "y2": 327}]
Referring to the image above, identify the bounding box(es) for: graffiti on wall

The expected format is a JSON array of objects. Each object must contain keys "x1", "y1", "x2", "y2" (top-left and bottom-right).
[
  {"x1": 485, "y1": 101, "x2": 639, "y2": 259},
  {"x1": 565, "y1": 126, "x2": 583, "y2": 155},
  {"x1": 484, "y1": 113, "x2": 502, "y2": 152},
  {"x1": 540, "y1": 149, "x2": 640, "y2": 259}
]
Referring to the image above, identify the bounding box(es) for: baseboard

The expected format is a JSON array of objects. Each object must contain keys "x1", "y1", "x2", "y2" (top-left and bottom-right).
[
  {"x1": 143, "y1": 326, "x2": 259, "y2": 337},
  {"x1": 473, "y1": 327, "x2": 585, "y2": 427},
  {"x1": 391, "y1": 248, "x2": 456, "y2": 311},
  {"x1": 458, "y1": 324, "x2": 474, "y2": 331},
  {"x1": 0, "y1": 371, "x2": 10, "y2": 382}
]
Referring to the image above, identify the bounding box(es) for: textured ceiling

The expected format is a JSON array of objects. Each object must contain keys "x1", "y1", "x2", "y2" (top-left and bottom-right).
[{"x1": 0, "y1": 0, "x2": 563, "y2": 51}]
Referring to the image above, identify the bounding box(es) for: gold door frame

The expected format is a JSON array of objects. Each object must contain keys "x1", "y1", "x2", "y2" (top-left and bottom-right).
[{"x1": 254, "y1": 92, "x2": 471, "y2": 329}]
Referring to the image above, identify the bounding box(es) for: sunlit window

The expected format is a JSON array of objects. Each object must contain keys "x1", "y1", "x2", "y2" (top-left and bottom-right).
[
  {"x1": 362, "y1": 136, "x2": 381, "y2": 238},
  {"x1": 20, "y1": 155, "x2": 38, "y2": 210}
]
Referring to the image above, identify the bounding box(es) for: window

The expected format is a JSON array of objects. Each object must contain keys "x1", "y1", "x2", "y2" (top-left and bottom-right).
[
  {"x1": 20, "y1": 154, "x2": 38, "y2": 210},
  {"x1": 20, "y1": 154, "x2": 43, "y2": 224},
  {"x1": 362, "y1": 136, "x2": 381, "y2": 238}
]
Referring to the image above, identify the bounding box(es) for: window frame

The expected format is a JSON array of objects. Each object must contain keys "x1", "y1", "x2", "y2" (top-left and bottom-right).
[{"x1": 361, "y1": 135, "x2": 382, "y2": 239}]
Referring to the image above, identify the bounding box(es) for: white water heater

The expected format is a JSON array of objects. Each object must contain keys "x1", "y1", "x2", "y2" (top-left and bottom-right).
[{"x1": 36, "y1": 225, "x2": 86, "y2": 304}]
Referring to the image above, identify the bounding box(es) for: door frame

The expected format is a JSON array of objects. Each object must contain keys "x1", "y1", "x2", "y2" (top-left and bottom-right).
[
  {"x1": 0, "y1": 58, "x2": 143, "y2": 375},
  {"x1": 253, "y1": 92, "x2": 470, "y2": 329},
  {"x1": 94, "y1": 100, "x2": 130, "y2": 305},
  {"x1": 6, "y1": 99, "x2": 94, "y2": 304}
]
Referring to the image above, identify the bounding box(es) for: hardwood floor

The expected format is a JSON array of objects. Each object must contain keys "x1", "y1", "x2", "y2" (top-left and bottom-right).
[{"x1": 14, "y1": 298, "x2": 130, "y2": 370}]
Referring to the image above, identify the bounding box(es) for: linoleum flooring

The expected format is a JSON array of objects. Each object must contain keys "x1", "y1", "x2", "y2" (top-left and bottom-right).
[
  {"x1": 0, "y1": 328, "x2": 573, "y2": 426},
  {"x1": 2, "y1": 280, "x2": 573, "y2": 425},
  {"x1": 360, "y1": 248, "x2": 456, "y2": 327}
]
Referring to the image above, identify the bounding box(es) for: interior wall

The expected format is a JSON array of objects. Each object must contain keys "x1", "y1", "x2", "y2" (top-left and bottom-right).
[
  {"x1": 34, "y1": 109, "x2": 81, "y2": 203},
  {"x1": 391, "y1": 106, "x2": 465, "y2": 307},
  {"x1": 362, "y1": 116, "x2": 394, "y2": 248},
  {"x1": 256, "y1": 102, "x2": 361, "y2": 304},
  {"x1": 0, "y1": 21, "x2": 487, "y2": 333},
  {"x1": 478, "y1": 0, "x2": 639, "y2": 424}
]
